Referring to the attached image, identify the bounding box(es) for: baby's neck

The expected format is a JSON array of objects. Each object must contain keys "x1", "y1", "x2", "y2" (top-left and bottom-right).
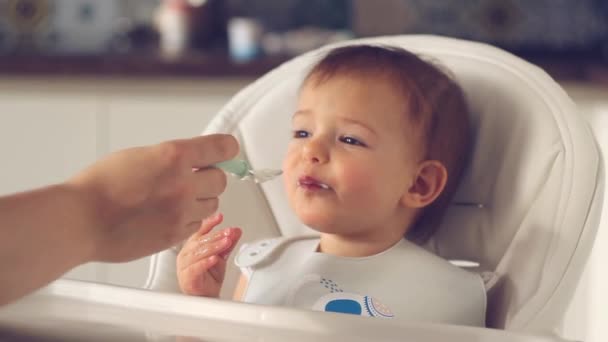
[{"x1": 318, "y1": 233, "x2": 405, "y2": 257}]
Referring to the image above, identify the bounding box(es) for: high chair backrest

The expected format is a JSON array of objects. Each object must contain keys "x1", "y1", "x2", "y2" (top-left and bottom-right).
[{"x1": 145, "y1": 35, "x2": 603, "y2": 336}]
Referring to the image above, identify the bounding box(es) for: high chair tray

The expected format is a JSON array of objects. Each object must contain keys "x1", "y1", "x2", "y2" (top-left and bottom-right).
[{"x1": 0, "y1": 279, "x2": 567, "y2": 342}]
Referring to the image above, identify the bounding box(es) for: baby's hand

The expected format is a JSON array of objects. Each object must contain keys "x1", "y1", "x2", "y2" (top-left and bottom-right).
[{"x1": 177, "y1": 213, "x2": 242, "y2": 297}]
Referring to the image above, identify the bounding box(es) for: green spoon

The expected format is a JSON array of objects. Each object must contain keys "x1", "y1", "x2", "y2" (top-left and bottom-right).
[{"x1": 215, "y1": 159, "x2": 283, "y2": 183}]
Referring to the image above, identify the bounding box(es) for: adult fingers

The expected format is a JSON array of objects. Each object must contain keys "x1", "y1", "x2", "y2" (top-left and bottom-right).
[
  {"x1": 183, "y1": 134, "x2": 239, "y2": 169},
  {"x1": 193, "y1": 167, "x2": 227, "y2": 200},
  {"x1": 185, "y1": 197, "x2": 220, "y2": 228}
]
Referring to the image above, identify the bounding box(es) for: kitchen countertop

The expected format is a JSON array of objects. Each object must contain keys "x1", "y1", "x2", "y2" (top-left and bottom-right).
[
  {"x1": 0, "y1": 52, "x2": 287, "y2": 78},
  {"x1": 0, "y1": 52, "x2": 606, "y2": 84}
]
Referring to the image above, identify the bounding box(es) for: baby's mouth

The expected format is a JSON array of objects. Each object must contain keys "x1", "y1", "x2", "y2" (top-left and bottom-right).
[{"x1": 298, "y1": 176, "x2": 331, "y2": 190}]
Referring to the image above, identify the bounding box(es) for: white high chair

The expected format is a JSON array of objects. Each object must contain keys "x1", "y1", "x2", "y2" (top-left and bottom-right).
[
  {"x1": 143, "y1": 35, "x2": 603, "y2": 339},
  {"x1": 0, "y1": 35, "x2": 601, "y2": 342}
]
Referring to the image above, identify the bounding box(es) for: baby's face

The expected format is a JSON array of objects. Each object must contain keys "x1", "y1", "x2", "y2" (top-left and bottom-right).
[{"x1": 283, "y1": 74, "x2": 424, "y2": 238}]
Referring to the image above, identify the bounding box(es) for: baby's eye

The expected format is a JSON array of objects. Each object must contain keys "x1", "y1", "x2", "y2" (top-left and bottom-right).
[
  {"x1": 340, "y1": 136, "x2": 366, "y2": 147},
  {"x1": 293, "y1": 130, "x2": 310, "y2": 138}
]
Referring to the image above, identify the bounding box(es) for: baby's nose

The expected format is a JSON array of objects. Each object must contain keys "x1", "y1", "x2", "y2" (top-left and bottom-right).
[{"x1": 302, "y1": 139, "x2": 329, "y2": 164}]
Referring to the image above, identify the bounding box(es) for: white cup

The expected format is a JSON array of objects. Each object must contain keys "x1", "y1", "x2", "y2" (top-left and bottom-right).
[{"x1": 227, "y1": 17, "x2": 262, "y2": 63}]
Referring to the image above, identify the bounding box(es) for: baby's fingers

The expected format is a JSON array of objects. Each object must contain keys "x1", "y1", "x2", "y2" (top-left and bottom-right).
[
  {"x1": 219, "y1": 228, "x2": 242, "y2": 260},
  {"x1": 193, "y1": 236, "x2": 231, "y2": 260},
  {"x1": 190, "y1": 212, "x2": 224, "y2": 241},
  {"x1": 179, "y1": 256, "x2": 221, "y2": 295},
  {"x1": 207, "y1": 256, "x2": 227, "y2": 284},
  {"x1": 178, "y1": 228, "x2": 240, "y2": 271}
]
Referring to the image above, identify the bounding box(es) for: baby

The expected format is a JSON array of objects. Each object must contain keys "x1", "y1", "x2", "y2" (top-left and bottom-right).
[{"x1": 177, "y1": 45, "x2": 486, "y2": 326}]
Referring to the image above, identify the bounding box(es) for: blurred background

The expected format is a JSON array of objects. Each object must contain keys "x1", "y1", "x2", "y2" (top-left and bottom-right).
[
  {"x1": 0, "y1": 0, "x2": 606, "y2": 76},
  {"x1": 0, "y1": 1, "x2": 606, "y2": 341}
]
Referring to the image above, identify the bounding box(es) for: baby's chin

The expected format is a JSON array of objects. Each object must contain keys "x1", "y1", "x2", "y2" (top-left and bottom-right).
[{"x1": 295, "y1": 210, "x2": 345, "y2": 234}]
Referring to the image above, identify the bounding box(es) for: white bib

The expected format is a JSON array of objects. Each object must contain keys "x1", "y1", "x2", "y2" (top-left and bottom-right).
[{"x1": 235, "y1": 236, "x2": 486, "y2": 326}]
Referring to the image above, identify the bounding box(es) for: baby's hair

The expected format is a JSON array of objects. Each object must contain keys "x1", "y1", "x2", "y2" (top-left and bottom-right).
[{"x1": 305, "y1": 44, "x2": 472, "y2": 243}]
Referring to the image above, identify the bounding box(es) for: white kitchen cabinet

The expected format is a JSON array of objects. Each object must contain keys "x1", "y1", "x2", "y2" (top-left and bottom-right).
[
  {"x1": 104, "y1": 79, "x2": 248, "y2": 150},
  {"x1": 0, "y1": 80, "x2": 100, "y2": 194},
  {"x1": 0, "y1": 80, "x2": 103, "y2": 282}
]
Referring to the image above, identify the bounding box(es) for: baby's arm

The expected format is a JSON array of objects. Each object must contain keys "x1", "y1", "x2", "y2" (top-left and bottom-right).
[{"x1": 176, "y1": 213, "x2": 241, "y2": 298}]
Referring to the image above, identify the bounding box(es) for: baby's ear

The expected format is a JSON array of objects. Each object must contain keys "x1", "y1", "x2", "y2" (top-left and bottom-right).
[{"x1": 401, "y1": 160, "x2": 447, "y2": 209}]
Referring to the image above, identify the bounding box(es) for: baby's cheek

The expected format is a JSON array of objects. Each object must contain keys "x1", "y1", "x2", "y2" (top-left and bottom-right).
[
  {"x1": 284, "y1": 143, "x2": 303, "y2": 168},
  {"x1": 282, "y1": 154, "x2": 298, "y2": 199},
  {"x1": 282, "y1": 166, "x2": 293, "y2": 193},
  {"x1": 339, "y1": 166, "x2": 378, "y2": 195}
]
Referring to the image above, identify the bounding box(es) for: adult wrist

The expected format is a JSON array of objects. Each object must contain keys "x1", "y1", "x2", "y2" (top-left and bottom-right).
[{"x1": 60, "y1": 179, "x2": 106, "y2": 263}]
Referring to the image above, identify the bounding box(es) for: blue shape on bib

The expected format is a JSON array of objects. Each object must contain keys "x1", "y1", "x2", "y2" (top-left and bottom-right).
[{"x1": 325, "y1": 299, "x2": 362, "y2": 315}]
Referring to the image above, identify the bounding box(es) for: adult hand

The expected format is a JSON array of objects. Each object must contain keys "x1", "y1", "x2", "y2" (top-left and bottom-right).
[
  {"x1": 0, "y1": 134, "x2": 238, "y2": 306},
  {"x1": 69, "y1": 134, "x2": 239, "y2": 263}
]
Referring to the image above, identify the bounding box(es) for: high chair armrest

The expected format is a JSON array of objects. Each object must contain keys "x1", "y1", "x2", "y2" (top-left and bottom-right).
[{"x1": 143, "y1": 247, "x2": 181, "y2": 293}]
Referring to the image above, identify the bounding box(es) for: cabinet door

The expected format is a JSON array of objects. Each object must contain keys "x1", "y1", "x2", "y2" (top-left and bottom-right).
[
  {"x1": 0, "y1": 79, "x2": 103, "y2": 283},
  {"x1": 0, "y1": 81, "x2": 99, "y2": 195},
  {"x1": 105, "y1": 79, "x2": 249, "y2": 148}
]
